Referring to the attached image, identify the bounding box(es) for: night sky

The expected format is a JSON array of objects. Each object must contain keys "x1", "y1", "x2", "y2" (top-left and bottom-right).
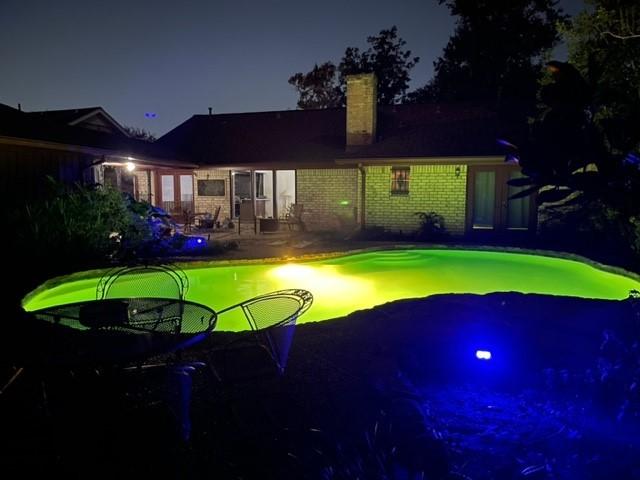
[{"x1": 1, "y1": 0, "x2": 586, "y2": 137}]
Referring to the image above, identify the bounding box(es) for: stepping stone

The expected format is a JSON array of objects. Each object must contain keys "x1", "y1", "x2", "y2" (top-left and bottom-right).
[
  {"x1": 293, "y1": 240, "x2": 314, "y2": 249},
  {"x1": 266, "y1": 240, "x2": 287, "y2": 246}
]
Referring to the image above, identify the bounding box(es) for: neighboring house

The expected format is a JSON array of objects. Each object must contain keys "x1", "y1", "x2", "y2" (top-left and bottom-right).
[
  {"x1": 0, "y1": 103, "x2": 196, "y2": 214},
  {"x1": 157, "y1": 73, "x2": 534, "y2": 238}
]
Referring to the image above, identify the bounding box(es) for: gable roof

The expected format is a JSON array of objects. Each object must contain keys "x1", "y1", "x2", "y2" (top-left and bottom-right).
[
  {"x1": 26, "y1": 106, "x2": 129, "y2": 136},
  {"x1": 0, "y1": 103, "x2": 186, "y2": 166},
  {"x1": 157, "y1": 102, "x2": 526, "y2": 168}
]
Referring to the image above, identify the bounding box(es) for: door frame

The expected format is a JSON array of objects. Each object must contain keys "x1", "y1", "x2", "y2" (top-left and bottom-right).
[
  {"x1": 155, "y1": 170, "x2": 195, "y2": 220},
  {"x1": 466, "y1": 164, "x2": 537, "y2": 239}
]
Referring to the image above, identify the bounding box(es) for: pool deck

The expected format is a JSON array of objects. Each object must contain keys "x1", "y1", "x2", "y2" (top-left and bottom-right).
[{"x1": 185, "y1": 228, "x2": 403, "y2": 262}]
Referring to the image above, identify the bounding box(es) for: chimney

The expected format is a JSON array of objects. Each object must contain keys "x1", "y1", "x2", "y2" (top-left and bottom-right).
[
  {"x1": 346, "y1": 73, "x2": 377, "y2": 147},
  {"x1": 208, "y1": 107, "x2": 213, "y2": 115}
]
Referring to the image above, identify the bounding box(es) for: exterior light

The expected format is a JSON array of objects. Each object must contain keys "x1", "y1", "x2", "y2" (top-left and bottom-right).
[
  {"x1": 125, "y1": 162, "x2": 136, "y2": 172},
  {"x1": 476, "y1": 350, "x2": 492, "y2": 360},
  {"x1": 455, "y1": 166, "x2": 461, "y2": 177},
  {"x1": 339, "y1": 200, "x2": 350, "y2": 206}
]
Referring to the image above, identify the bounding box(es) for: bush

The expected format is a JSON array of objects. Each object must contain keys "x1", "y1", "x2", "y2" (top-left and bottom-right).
[
  {"x1": 538, "y1": 198, "x2": 640, "y2": 269},
  {"x1": 16, "y1": 181, "x2": 134, "y2": 274},
  {"x1": 414, "y1": 211, "x2": 448, "y2": 242}
]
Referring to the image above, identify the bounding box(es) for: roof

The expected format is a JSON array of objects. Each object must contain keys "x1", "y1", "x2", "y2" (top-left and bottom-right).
[
  {"x1": 157, "y1": 108, "x2": 346, "y2": 168},
  {"x1": 26, "y1": 106, "x2": 130, "y2": 137},
  {"x1": 0, "y1": 103, "x2": 183, "y2": 165},
  {"x1": 157, "y1": 102, "x2": 526, "y2": 167},
  {"x1": 346, "y1": 103, "x2": 525, "y2": 159}
]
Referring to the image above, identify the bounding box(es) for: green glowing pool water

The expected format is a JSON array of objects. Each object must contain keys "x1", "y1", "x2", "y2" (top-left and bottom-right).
[{"x1": 22, "y1": 248, "x2": 640, "y2": 332}]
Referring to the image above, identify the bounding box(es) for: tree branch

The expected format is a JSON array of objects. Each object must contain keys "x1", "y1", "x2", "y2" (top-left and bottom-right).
[{"x1": 602, "y1": 31, "x2": 640, "y2": 40}]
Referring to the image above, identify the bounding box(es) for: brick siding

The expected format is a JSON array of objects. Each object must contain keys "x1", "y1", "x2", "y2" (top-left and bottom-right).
[
  {"x1": 365, "y1": 164, "x2": 467, "y2": 236},
  {"x1": 193, "y1": 169, "x2": 231, "y2": 222},
  {"x1": 297, "y1": 168, "x2": 360, "y2": 231}
]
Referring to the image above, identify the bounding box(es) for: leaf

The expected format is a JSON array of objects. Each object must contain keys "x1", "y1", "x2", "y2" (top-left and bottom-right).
[
  {"x1": 537, "y1": 188, "x2": 575, "y2": 204},
  {"x1": 566, "y1": 171, "x2": 601, "y2": 191},
  {"x1": 508, "y1": 185, "x2": 539, "y2": 200},
  {"x1": 507, "y1": 176, "x2": 537, "y2": 187}
]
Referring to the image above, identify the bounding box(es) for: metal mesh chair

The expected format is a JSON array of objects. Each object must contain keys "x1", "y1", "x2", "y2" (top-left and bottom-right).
[
  {"x1": 214, "y1": 289, "x2": 313, "y2": 377},
  {"x1": 96, "y1": 264, "x2": 189, "y2": 301}
]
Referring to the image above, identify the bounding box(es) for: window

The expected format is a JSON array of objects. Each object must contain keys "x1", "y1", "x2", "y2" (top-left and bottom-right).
[{"x1": 391, "y1": 167, "x2": 410, "y2": 195}]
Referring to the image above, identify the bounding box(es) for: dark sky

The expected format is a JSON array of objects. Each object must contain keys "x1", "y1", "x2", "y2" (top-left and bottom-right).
[{"x1": 1, "y1": 0, "x2": 586, "y2": 137}]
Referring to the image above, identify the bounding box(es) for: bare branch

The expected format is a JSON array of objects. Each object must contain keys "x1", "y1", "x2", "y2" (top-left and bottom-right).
[{"x1": 602, "y1": 31, "x2": 640, "y2": 40}]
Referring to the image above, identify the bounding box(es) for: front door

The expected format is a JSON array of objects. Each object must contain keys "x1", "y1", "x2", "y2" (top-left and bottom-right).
[
  {"x1": 466, "y1": 165, "x2": 536, "y2": 239},
  {"x1": 157, "y1": 171, "x2": 194, "y2": 219}
]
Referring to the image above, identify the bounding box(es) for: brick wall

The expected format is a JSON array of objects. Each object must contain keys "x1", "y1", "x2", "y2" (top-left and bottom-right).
[
  {"x1": 134, "y1": 170, "x2": 154, "y2": 203},
  {"x1": 365, "y1": 164, "x2": 467, "y2": 236},
  {"x1": 193, "y1": 168, "x2": 231, "y2": 222},
  {"x1": 297, "y1": 168, "x2": 360, "y2": 231}
]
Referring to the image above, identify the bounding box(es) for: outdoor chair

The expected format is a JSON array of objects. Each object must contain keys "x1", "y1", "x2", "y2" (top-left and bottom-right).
[
  {"x1": 195, "y1": 205, "x2": 221, "y2": 230},
  {"x1": 96, "y1": 263, "x2": 189, "y2": 301},
  {"x1": 280, "y1": 203, "x2": 305, "y2": 231},
  {"x1": 209, "y1": 289, "x2": 313, "y2": 382}
]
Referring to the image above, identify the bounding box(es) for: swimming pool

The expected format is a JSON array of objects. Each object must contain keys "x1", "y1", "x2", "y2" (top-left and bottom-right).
[{"x1": 22, "y1": 248, "x2": 640, "y2": 332}]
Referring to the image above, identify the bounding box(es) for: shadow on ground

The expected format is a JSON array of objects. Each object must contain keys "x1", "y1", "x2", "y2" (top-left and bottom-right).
[{"x1": 2, "y1": 293, "x2": 639, "y2": 479}]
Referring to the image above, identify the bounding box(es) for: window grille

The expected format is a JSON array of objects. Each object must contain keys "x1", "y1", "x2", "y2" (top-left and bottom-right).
[{"x1": 391, "y1": 167, "x2": 410, "y2": 195}]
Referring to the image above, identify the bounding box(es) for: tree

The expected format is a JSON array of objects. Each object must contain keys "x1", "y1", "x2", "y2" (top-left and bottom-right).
[
  {"x1": 505, "y1": 0, "x2": 640, "y2": 205},
  {"x1": 410, "y1": 0, "x2": 568, "y2": 104},
  {"x1": 123, "y1": 125, "x2": 157, "y2": 142},
  {"x1": 289, "y1": 26, "x2": 419, "y2": 108},
  {"x1": 288, "y1": 62, "x2": 342, "y2": 109},
  {"x1": 564, "y1": 0, "x2": 640, "y2": 157},
  {"x1": 500, "y1": 1, "x2": 640, "y2": 266}
]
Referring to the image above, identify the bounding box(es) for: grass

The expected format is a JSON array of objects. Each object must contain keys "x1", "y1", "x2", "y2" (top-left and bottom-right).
[{"x1": 2, "y1": 293, "x2": 640, "y2": 479}]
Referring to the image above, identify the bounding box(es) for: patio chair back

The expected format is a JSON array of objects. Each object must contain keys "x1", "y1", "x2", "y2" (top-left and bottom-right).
[
  {"x1": 215, "y1": 289, "x2": 313, "y2": 376},
  {"x1": 96, "y1": 264, "x2": 189, "y2": 301},
  {"x1": 282, "y1": 203, "x2": 305, "y2": 231}
]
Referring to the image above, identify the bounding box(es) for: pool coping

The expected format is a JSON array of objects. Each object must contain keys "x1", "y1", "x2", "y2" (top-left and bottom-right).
[{"x1": 22, "y1": 244, "x2": 640, "y2": 309}]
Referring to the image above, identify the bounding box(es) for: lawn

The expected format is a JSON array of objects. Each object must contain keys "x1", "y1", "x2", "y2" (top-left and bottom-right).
[{"x1": 2, "y1": 292, "x2": 639, "y2": 479}]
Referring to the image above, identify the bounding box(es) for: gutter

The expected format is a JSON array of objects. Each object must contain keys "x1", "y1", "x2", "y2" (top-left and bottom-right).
[
  {"x1": 335, "y1": 155, "x2": 505, "y2": 166},
  {"x1": 0, "y1": 135, "x2": 198, "y2": 169},
  {"x1": 357, "y1": 163, "x2": 366, "y2": 230}
]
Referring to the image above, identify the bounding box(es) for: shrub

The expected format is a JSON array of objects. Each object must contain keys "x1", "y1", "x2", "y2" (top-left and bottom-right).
[
  {"x1": 414, "y1": 211, "x2": 448, "y2": 242},
  {"x1": 17, "y1": 181, "x2": 134, "y2": 274}
]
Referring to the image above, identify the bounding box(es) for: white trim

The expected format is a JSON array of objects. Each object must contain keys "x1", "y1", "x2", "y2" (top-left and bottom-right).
[{"x1": 68, "y1": 108, "x2": 130, "y2": 137}]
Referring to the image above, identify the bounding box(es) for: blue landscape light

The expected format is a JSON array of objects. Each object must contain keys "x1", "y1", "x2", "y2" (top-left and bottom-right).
[
  {"x1": 181, "y1": 236, "x2": 207, "y2": 252},
  {"x1": 476, "y1": 350, "x2": 492, "y2": 360}
]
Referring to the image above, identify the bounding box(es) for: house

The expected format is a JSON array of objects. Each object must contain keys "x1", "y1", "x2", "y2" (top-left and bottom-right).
[
  {"x1": 0, "y1": 103, "x2": 196, "y2": 213},
  {"x1": 157, "y1": 73, "x2": 534, "y2": 237}
]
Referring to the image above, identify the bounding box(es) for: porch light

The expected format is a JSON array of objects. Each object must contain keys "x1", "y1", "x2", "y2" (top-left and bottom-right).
[{"x1": 125, "y1": 162, "x2": 136, "y2": 172}]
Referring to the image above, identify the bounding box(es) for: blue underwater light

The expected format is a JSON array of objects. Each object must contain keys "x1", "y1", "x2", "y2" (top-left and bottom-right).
[{"x1": 475, "y1": 350, "x2": 492, "y2": 360}]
